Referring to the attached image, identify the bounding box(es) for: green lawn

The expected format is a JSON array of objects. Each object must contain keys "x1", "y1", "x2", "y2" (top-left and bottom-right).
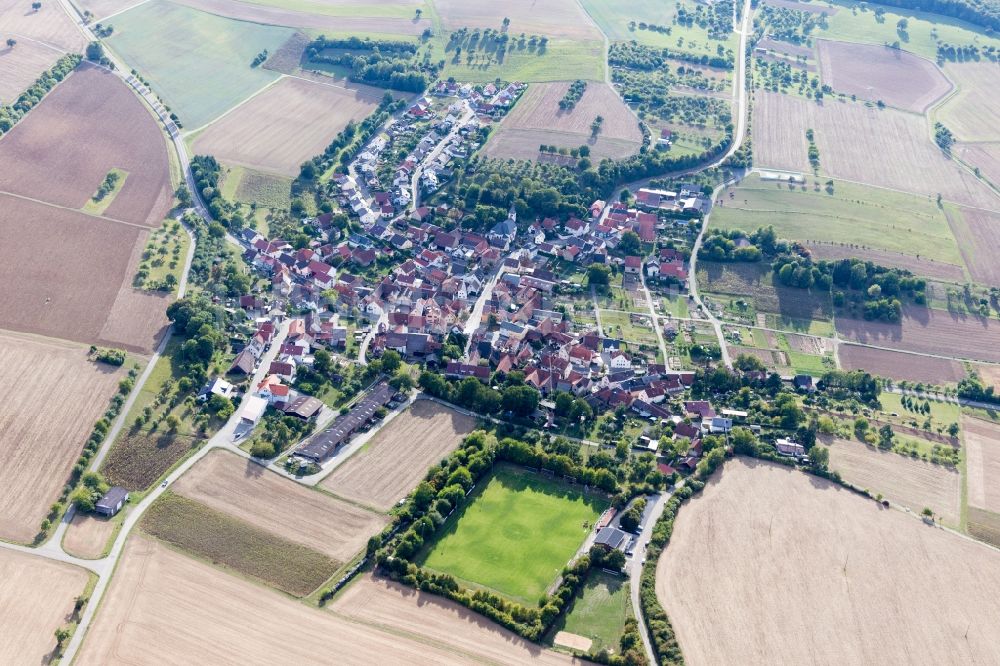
[
  {"x1": 815, "y1": 0, "x2": 1000, "y2": 60},
  {"x1": 579, "y1": 0, "x2": 677, "y2": 41},
  {"x1": 600, "y1": 310, "x2": 659, "y2": 345},
  {"x1": 710, "y1": 175, "x2": 965, "y2": 266},
  {"x1": 420, "y1": 466, "x2": 608, "y2": 604},
  {"x1": 435, "y1": 37, "x2": 606, "y2": 83},
  {"x1": 550, "y1": 571, "x2": 631, "y2": 653},
  {"x1": 107, "y1": 0, "x2": 294, "y2": 129},
  {"x1": 879, "y1": 391, "x2": 961, "y2": 425}
]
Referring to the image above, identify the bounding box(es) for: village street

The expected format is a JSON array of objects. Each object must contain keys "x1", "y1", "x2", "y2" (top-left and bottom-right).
[{"x1": 410, "y1": 100, "x2": 474, "y2": 210}]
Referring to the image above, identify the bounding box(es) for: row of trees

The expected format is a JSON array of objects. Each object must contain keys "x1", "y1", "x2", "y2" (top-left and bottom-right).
[{"x1": 0, "y1": 53, "x2": 79, "y2": 135}]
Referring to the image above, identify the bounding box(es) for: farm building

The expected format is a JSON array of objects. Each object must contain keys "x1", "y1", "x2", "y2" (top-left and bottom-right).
[
  {"x1": 282, "y1": 396, "x2": 323, "y2": 420},
  {"x1": 96, "y1": 486, "x2": 129, "y2": 517},
  {"x1": 295, "y1": 383, "x2": 394, "y2": 462},
  {"x1": 237, "y1": 396, "x2": 268, "y2": 429},
  {"x1": 594, "y1": 526, "x2": 629, "y2": 552}
]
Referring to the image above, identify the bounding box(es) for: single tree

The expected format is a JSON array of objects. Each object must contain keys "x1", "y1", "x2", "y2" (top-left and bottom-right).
[{"x1": 5, "y1": 38, "x2": 16, "y2": 49}]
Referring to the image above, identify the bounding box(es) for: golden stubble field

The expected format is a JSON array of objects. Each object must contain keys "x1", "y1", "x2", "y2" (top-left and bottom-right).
[
  {"x1": 827, "y1": 436, "x2": 960, "y2": 525},
  {"x1": 75, "y1": 536, "x2": 541, "y2": 665},
  {"x1": 321, "y1": 400, "x2": 478, "y2": 511},
  {"x1": 0, "y1": 330, "x2": 126, "y2": 543},
  {"x1": 171, "y1": 449, "x2": 388, "y2": 563},
  {"x1": 332, "y1": 575, "x2": 582, "y2": 665},
  {"x1": 658, "y1": 458, "x2": 1000, "y2": 665},
  {"x1": 0, "y1": 548, "x2": 90, "y2": 665}
]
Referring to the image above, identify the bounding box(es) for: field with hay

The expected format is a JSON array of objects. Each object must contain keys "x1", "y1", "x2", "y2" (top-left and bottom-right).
[
  {"x1": 711, "y1": 174, "x2": 968, "y2": 268},
  {"x1": 838, "y1": 344, "x2": 966, "y2": 384},
  {"x1": 74, "y1": 536, "x2": 511, "y2": 665},
  {"x1": 752, "y1": 91, "x2": 999, "y2": 210},
  {"x1": 0, "y1": 331, "x2": 127, "y2": 544},
  {"x1": 816, "y1": 39, "x2": 950, "y2": 112},
  {"x1": 827, "y1": 436, "x2": 960, "y2": 525},
  {"x1": 321, "y1": 400, "x2": 477, "y2": 511},
  {"x1": 192, "y1": 76, "x2": 381, "y2": 176},
  {"x1": 0, "y1": 548, "x2": 90, "y2": 665},
  {"x1": 658, "y1": 458, "x2": 1000, "y2": 664},
  {"x1": 0, "y1": 40, "x2": 66, "y2": 104},
  {"x1": 63, "y1": 513, "x2": 118, "y2": 560},
  {"x1": 0, "y1": 0, "x2": 86, "y2": 54},
  {"x1": 331, "y1": 575, "x2": 581, "y2": 665},
  {"x1": 963, "y1": 416, "x2": 1000, "y2": 546},
  {"x1": 140, "y1": 492, "x2": 338, "y2": 596},
  {"x1": 943, "y1": 206, "x2": 1000, "y2": 285},
  {"x1": 107, "y1": 0, "x2": 295, "y2": 129},
  {"x1": 171, "y1": 450, "x2": 388, "y2": 563},
  {"x1": 420, "y1": 465, "x2": 607, "y2": 604},
  {"x1": 937, "y1": 62, "x2": 1000, "y2": 142},
  {"x1": 484, "y1": 81, "x2": 643, "y2": 161}
]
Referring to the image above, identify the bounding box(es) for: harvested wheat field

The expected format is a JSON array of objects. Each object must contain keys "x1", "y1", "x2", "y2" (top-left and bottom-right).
[
  {"x1": 0, "y1": 0, "x2": 86, "y2": 52},
  {"x1": 658, "y1": 458, "x2": 1000, "y2": 665},
  {"x1": 76, "y1": 536, "x2": 496, "y2": 665},
  {"x1": 332, "y1": 575, "x2": 583, "y2": 665},
  {"x1": 827, "y1": 436, "x2": 960, "y2": 524},
  {"x1": 0, "y1": 196, "x2": 167, "y2": 352},
  {"x1": 838, "y1": 344, "x2": 966, "y2": 384},
  {"x1": 0, "y1": 548, "x2": 89, "y2": 665},
  {"x1": 0, "y1": 64, "x2": 172, "y2": 227},
  {"x1": 174, "y1": 0, "x2": 432, "y2": 35},
  {"x1": 963, "y1": 416, "x2": 1000, "y2": 515},
  {"x1": 938, "y1": 62, "x2": 1000, "y2": 141},
  {"x1": 837, "y1": 306, "x2": 1000, "y2": 363},
  {"x1": 484, "y1": 81, "x2": 642, "y2": 161},
  {"x1": 171, "y1": 449, "x2": 388, "y2": 562},
  {"x1": 322, "y1": 400, "x2": 477, "y2": 511},
  {"x1": 63, "y1": 513, "x2": 117, "y2": 559},
  {"x1": 958, "y1": 142, "x2": 1000, "y2": 188},
  {"x1": 944, "y1": 206, "x2": 1000, "y2": 285},
  {"x1": 435, "y1": 0, "x2": 601, "y2": 40},
  {"x1": 817, "y1": 40, "x2": 950, "y2": 112},
  {"x1": 74, "y1": 0, "x2": 144, "y2": 19},
  {"x1": 753, "y1": 91, "x2": 998, "y2": 209},
  {"x1": 192, "y1": 76, "x2": 381, "y2": 176},
  {"x1": 0, "y1": 40, "x2": 64, "y2": 104},
  {"x1": 0, "y1": 330, "x2": 125, "y2": 543},
  {"x1": 971, "y1": 362, "x2": 1000, "y2": 391},
  {"x1": 804, "y1": 242, "x2": 967, "y2": 282}
]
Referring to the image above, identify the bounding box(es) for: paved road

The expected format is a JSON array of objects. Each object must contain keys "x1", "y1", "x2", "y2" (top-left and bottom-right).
[
  {"x1": 411, "y1": 102, "x2": 474, "y2": 210},
  {"x1": 639, "y1": 268, "x2": 670, "y2": 368},
  {"x1": 626, "y1": 491, "x2": 673, "y2": 665},
  {"x1": 591, "y1": 285, "x2": 606, "y2": 337},
  {"x1": 461, "y1": 253, "x2": 513, "y2": 358}
]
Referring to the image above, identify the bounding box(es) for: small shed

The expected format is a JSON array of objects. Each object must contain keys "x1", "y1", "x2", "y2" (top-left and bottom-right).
[{"x1": 95, "y1": 486, "x2": 130, "y2": 517}]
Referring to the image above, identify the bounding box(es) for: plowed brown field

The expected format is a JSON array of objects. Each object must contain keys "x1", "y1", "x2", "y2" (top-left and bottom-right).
[
  {"x1": 0, "y1": 330, "x2": 125, "y2": 543},
  {"x1": 838, "y1": 344, "x2": 967, "y2": 384},
  {"x1": 75, "y1": 536, "x2": 507, "y2": 665},
  {"x1": 0, "y1": 64, "x2": 172, "y2": 227},
  {"x1": 0, "y1": 548, "x2": 90, "y2": 665},
  {"x1": 658, "y1": 458, "x2": 1000, "y2": 665},
  {"x1": 836, "y1": 306, "x2": 1000, "y2": 363},
  {"x1": 321, "y1": 400, "x2": 477, "y2": 511},
  {"x1": 172, "y1": 449, "x2": 387, "y2": 562}
]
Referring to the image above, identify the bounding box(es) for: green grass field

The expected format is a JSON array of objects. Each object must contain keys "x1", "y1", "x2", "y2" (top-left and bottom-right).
[
  {"x1": 579, "y1": 0, "x2": 678, "y2": 42},
  {"x1": 600, "y1": 310, "x2": 660, "y2": 346},
  {"x1": 141, "y1": 492, "x2": 338, "y2": 596},
  {"x1": 879, "y1": 391, "x2": 961, "y2": 425},
  {"x1": 550, "y1": 571, "x2": 632, "y2": 653},
  {"x1": 435, "y1": 37, "x2": 605, "y2": 83},
  {"x1": 711, "y1": 175, "x2": 965, "y2": 266},
  {"x1": 420, "y1": 466, "x2": 608, "y2": 604},
  {"x1": 815, "y1": 0, "x2": 1000, "y2": 60},
  {"x1": 137, "y1": 220, "x2": 190, "y2": 295},
  {"x1": 108, "y1": 0, "x2": 294, "y2": 129}
]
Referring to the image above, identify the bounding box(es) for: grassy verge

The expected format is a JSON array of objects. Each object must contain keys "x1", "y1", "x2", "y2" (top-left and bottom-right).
[
  {"x1": 141, "y1": 491, "x2": 339, "y2": 596},
  {"x1": 82, "y1": 168, "x2": 129, "y2": 215}
]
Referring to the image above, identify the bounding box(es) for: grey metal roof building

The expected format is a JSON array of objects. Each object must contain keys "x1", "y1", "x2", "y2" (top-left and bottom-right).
[{"x1": 295, "y1": 383, "x2": 394, "y2": 462}]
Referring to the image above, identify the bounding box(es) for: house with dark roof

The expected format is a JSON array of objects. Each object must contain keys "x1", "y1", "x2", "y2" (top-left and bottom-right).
[
  {"x1": 95, "y1": 486, "x2": 129, "y2": 517},
  {"x1": 594, "y1": 526, "x2": 629, "y2": 551}
]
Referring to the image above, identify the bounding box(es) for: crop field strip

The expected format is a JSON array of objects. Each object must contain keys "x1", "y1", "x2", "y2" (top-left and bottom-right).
[
  {"x1": 838, "y1": 344, "x2": 967, "y2": 384},
  {"x1": 658, "y1": 458, "x2": 1000, "y2": 664},
  {"x1": 171, "y1": 449, "x2": 389, "y2": 564},
  {"x1": 752, "y1": 91, "x2": 1000, "y2": 211},
  {"x1": 0, "y1": 330, "x2": 127, "y2": 543},
  {"x1": 321, "y1": 401, "x2": 478, "y2": 511},
  {"x1": 0, "y1": 548, "x2": 91, "y2": 665},
  {"x1": 484, "y1": 81, "x2": 643, "y2": 161},
  {"x1": 332, "y1": 575, "x2": 581, "y2": 665},
  {"x1": 712, "y1": 174, "x2": 969, "y2": 268},
  {"x1": 76, "y1": 536, "x2": 514, "y2": 665},
  {"x1": 172, "y1": 0, "x2": 433, "y2": 35},
  {"x1": 827, "y1": 436, "x2": 960, "y2": 526},
  {"x1": 942, "y1": 206, "x2": 1000, "y2": 285},
  {"x1": 140, "y1": 491, "x2": 339, "y2": 597},
  {"x1": 938, "y1": 62, "x2": 1000, "y2": 142}
]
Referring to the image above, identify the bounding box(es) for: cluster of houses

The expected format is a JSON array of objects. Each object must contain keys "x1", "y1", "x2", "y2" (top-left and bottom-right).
[{"x1": 634, "y1": 184, "x2": 711, "y2": 215}]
